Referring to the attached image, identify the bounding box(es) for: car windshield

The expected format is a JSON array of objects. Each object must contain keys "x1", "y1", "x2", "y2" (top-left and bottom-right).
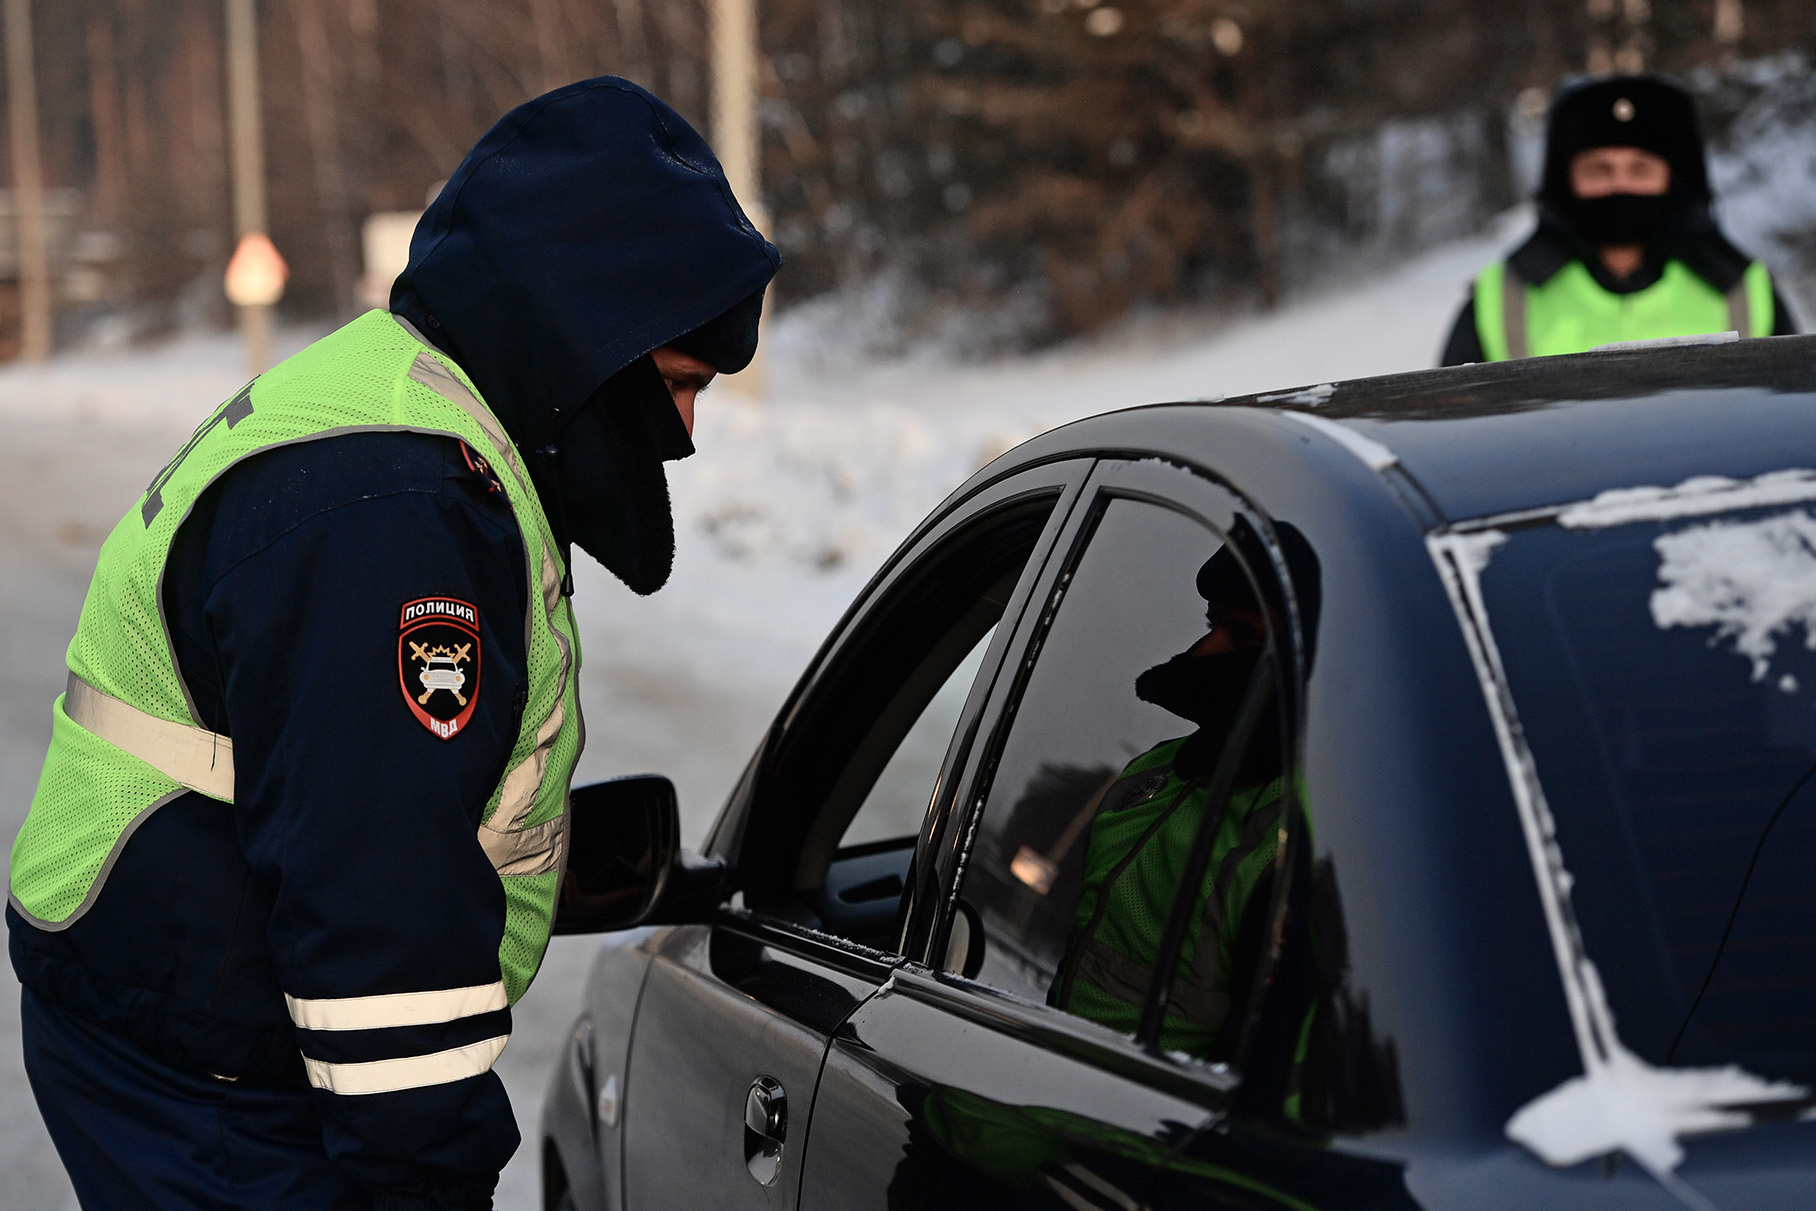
[{"x1": 1481, "y1": 507, "x2": 1816, "y2": 1087}]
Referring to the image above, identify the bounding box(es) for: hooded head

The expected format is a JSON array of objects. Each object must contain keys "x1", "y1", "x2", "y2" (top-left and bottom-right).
[
  {"x1": 1134, "y1": 518, "x2": 1322, "y2": 780},
  {"x1": 1193, "y1": 517, "x2": 1321, "y2": 676},
  {"x1": 392, "y1": 77, "x2": 780, "y2": 594},
  {"x1": 1537, "y1": 74, "x2": 1713, "y2": 251}
]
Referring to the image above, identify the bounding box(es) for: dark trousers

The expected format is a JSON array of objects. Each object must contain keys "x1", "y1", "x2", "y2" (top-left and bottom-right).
[{"x1": 21, "y1": 985, "x2": 360, "y2": 1210}]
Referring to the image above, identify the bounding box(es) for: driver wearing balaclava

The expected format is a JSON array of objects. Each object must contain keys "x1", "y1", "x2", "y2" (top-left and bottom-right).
[
  {"x1": 1440, "y1": 74, "x2": 1796, "y2": 366},
  {"x1": 1050, "y1": 519, "x2": 1320, "y2": 1061}
]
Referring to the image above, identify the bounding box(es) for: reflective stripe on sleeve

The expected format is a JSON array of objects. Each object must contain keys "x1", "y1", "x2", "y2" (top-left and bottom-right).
[
  {"x1": 64, "y1": 672, "x2": 235, "y2": 802},
  {"x1": 302, "y1": 1034, "x2": 509, "y2": 1096},
  {"x1": 284, "y1": 981, "x2": 508, "y2": 1031}
]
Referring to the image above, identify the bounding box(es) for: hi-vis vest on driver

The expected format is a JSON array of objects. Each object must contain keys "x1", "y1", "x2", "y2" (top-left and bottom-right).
[
  {"x1": 8, "y1": 310, "x2": 582, "y2": 1019},
  {"x1": 1052, "y1": 737, "x2": 1286, "y2": 1058},
  {"x1": 1473, "y1": 256, "x2": 1774, "y2": 360}
]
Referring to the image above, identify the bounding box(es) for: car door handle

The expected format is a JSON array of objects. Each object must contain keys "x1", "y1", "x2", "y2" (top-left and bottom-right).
[{"x1": 744, "y1": 1075, "x2": 787, "y2": 1186}]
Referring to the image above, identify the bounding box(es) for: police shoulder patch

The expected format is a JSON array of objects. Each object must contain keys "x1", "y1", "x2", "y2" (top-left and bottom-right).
[{"x1": 399, "y1": 597, "x2": 481, "y2": 740}]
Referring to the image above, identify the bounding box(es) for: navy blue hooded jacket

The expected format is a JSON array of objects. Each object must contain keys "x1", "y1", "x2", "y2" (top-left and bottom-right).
[{"x1": 10, "y1": 78, "x2": 777, "y2": 1210}]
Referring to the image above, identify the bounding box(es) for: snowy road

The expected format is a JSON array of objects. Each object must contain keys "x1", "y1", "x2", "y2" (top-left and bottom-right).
[{"x1": 0, "y1": 223, "x2": 1507, "y2": 1209}]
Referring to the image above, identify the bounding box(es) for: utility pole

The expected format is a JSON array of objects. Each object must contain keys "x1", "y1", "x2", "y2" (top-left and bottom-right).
[
  {"x1": 225, "y1": 0, "x2": 282, "y2": 374},
  {"x1": 4, "y1": 0, "x2": 51, "y2": 362},
  {"x1": 711, "y1": 0, "x2": 766, "y2": 398}
]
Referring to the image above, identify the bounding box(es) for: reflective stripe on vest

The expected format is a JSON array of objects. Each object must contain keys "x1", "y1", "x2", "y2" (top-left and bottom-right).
[
  {"x1": 403, "y1": 340, "x2": 578, "y2": 883},
  {"x1": 64, "y1": 671, "x2": 234, "y2": 801},
  {"x1": 1474, "y1": 256, "x2": 1774, "y2": 360},
  {"x1": 9, "y1": 311, "x2": 582, "y2": 1005}
]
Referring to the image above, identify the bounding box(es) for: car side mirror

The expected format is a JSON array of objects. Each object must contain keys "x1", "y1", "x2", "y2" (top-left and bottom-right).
[{"x1": 553, "y1": 775, "x2": 729, "y2": 934}]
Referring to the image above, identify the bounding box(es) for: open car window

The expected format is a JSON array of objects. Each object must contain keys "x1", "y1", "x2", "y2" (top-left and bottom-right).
[
  {"x1": 841, "y1": 625, "x2": 997, "y2": 850},
  {"x1": 732, "y1": 493, "x2": 1062, "y2": 952}
]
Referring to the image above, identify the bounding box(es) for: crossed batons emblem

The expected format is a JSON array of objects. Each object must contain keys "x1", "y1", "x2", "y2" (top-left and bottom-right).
[{"x1": 409, "y1": 640, "x2": 472, "y2": 706}]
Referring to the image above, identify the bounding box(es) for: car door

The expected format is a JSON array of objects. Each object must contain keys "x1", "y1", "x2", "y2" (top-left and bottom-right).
[
  {"x1": 801, "y1": 459, "x2": 1323, "y2": 1209},
  {"x1": 618, "y1": 461, "x2": 1090, "y2": 1210}
]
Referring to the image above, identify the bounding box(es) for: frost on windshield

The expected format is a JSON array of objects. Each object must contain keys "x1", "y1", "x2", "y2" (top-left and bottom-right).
[
  {"x1": 1649, "y1": 510, "x2": 1816, "y2": 688},
  {"x1": 1431, "y1": 527, "x2": 1813, "y2": 1185}
]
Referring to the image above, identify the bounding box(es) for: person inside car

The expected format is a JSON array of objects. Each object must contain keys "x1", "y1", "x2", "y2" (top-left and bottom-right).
[
  {"x1": 887, "y1": 522, "x2": 1323, "y2": 1201},
  {"x1": 1441, "y1": 74, "x2": 1796, "y2": 365},
  {"x1": 1048, "y1": 519, "x2": 1318, "y2": 1062}
]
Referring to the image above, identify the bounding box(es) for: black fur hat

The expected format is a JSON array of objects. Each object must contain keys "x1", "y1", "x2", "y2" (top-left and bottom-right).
[{"x1": 1539, "y1": 75, "x2": 1710, "y2": 207}]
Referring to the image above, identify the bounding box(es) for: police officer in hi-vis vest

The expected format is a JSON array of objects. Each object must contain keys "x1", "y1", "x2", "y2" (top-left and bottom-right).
[
  {"x1": 1441, "y1": 74, "x2": 1796, "y2": 365},
  {"x1": 8, "y1": 79, "x2": 777, "y2": 1208}
]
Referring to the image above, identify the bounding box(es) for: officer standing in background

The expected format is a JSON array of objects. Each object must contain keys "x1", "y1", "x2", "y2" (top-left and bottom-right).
[
  {"x1": 1441, "y1": 74, "x2": 1796, "y2": 365},
  {"x1": 8, "y1": 78, "x2": 777, "y2": 1208}
]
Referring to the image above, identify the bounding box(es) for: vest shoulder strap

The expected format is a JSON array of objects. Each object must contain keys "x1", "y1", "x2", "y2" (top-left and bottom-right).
[
  {"x1": 1472, "y1": 260, "x2": 1527, "y2": 361},
  {"x1": 1728, "y1": 260, "x2": 1775, "y2": 339}
]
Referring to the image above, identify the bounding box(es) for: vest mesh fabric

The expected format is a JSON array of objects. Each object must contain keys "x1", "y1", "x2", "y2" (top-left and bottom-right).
[
  {"x1": 9, "y1": 705, "x2": 182, "y2": 923},
  {"x1": 11, "y1": 310, "x2": 580, "y2": 1004},
  {"x1": 1058, "y1": 736, "x2": 1285, "y2": 1056}
]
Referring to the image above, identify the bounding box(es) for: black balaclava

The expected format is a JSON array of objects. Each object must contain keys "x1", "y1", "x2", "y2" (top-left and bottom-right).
[
  {"x1": 391, "y1": 77, "x2": 780, "y2": 594},
  {"x1": 1135, "y1": 519, "x2": 1322, "y2": 781},
  {"x1": 1538, "y1": 75, "x2": 1713, "y2": 255}
]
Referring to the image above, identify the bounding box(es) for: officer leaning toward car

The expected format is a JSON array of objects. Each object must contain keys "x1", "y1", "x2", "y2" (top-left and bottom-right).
[
  {"x1": 1441, "y1": 74, "x2": 1796, "y2": 365},
  {"x1": 8, "y1": 78, "x2": 777, "y2": 1209}
]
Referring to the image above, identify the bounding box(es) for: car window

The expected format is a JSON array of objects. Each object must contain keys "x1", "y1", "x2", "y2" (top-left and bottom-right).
[
  {"x1": 1482, "y1": 514, "x2": 1816, "y2": 1088},
  {"x1": 956, "y1": 497, "x2": 1291, "y2": 1061},
  {"x1": 842, "y1": 626, "x2": 996, "y2": 849},
  {"x1": 734, "y1": 496, "x2": 1059, "y2": 952}
]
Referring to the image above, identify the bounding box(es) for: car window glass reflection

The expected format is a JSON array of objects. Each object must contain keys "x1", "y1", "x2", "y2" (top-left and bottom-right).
[{"x1": 959, "y1": 500, "x2": 1291, "y2": 1061}]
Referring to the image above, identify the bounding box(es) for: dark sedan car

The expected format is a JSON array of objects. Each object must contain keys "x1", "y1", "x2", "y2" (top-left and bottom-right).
[{"x1": 541, "y1": 336, "x2": 1816, "y2": 1210}]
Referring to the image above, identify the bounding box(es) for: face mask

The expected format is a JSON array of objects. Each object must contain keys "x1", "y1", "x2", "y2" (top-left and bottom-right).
[
  {"x1": 1135, "y1": 648, "x2": 1280, "y2": 780},
  {"x1": 1563, "y1": 192, "x2": 1673, "y2": 246},
  {"x1": 533, "y1": 355, "x2": 695, "y2": 597}
]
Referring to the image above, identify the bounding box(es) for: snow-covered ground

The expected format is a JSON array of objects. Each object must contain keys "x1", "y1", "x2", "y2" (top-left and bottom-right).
[{"x1": 0, "y1": 218, "x2": 1510, "y2": 1210}]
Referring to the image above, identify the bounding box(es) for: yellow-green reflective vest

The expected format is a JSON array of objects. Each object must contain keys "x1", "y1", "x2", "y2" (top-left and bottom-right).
[
  {"x1": 8, "y1": 310, "x2": 582, "y2": 1005},
  {"x1": 1053, "y1": 736, "x2": 1287, "y2": 1058},
  {"x1": 1473, "y1": 256, "x2": 1774, "y2": 361}
]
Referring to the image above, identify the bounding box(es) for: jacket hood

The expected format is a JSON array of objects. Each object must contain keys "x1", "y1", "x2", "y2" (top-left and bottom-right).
[
  {"x1": 389, "y1": 77, "x2": 779, "y2": 595},
  {"x1": 390, "y1": 76, "x2": 779, "y2": 453}
]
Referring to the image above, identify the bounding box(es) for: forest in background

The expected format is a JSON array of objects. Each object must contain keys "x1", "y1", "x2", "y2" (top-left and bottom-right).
[{"x1": 6, "y1": 0, "x2": 1816, "y2": 353}]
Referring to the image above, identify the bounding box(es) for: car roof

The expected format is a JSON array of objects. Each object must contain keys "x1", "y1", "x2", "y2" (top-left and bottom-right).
[{"x1": 994, "y1": 334, "x2": 1816, "y2": 529}]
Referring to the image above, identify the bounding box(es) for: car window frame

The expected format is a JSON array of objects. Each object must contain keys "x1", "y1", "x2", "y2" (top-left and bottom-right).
[
  {"x1": 902, "y1": 456, "x2": 1312, "y2": 1094},
  {"x1": 701, "y1": 458, "x2": 1095, "y2": 939}
]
